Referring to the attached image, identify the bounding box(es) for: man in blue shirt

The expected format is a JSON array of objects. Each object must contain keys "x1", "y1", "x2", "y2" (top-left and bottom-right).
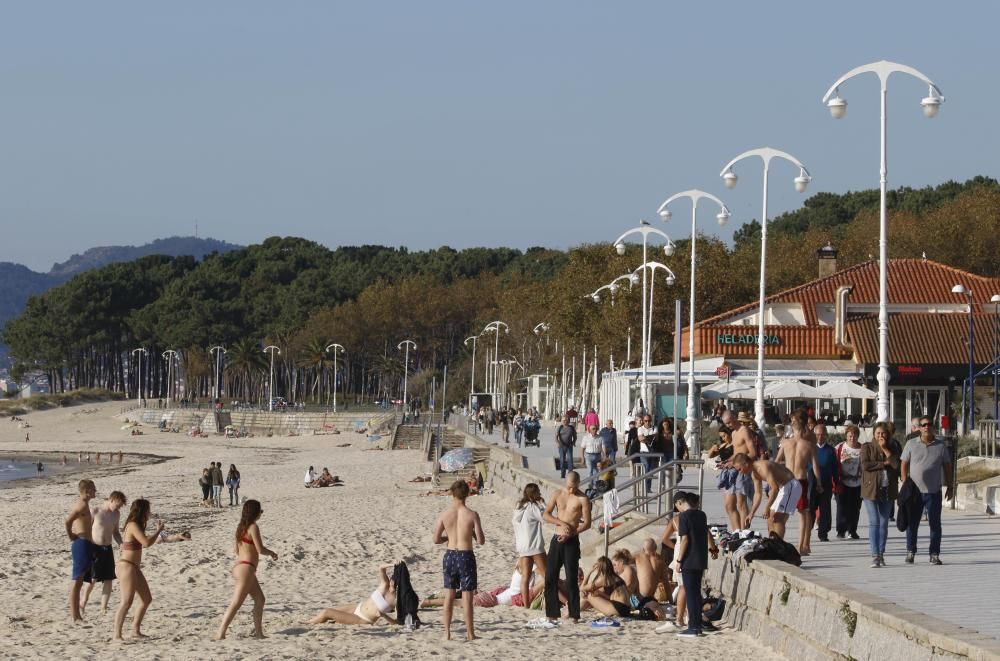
[
  {"x1": 598, "y1": 419, "x2": 618, "y2": 464},
  {"x1": 811, "y1": 424, "x2": 839, "y2": 542}
]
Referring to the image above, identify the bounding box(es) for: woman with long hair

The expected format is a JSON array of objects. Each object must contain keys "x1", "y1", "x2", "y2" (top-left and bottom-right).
[
  {"x1": 579, "y1": 556, "x2": 631, "y2": 618},
  {"x1": 226, "y1": 464, "x2": 241, "y2": 506},
  {"x1": 861, "y1": 422, "x2": 900, "y2": 568},
  {"x1": 215, "y1": 500, "x2": 279, "y2": 640},
  {"x1": 113, "y1": 499, "x2": 164, "y2": 640},
  {"x1": 709, "y1": 426, "x2": 740, "y2": 532},
  {"x1": 512, "y1": 483, "x2": 546, "y2": 608}
]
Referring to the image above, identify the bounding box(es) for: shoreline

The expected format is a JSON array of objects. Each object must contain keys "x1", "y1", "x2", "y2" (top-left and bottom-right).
[{"x1": 0, "y1": 450, "x2": 175, "y2": 489}]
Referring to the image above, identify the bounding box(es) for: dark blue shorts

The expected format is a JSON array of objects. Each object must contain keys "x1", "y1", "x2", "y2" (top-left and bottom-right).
[
  {"x1": 442, "y1": 549, "x2": 477, "y2": 592},
  {"x1": 71, "y1": 538, "x2": 95, "y2": 581}
]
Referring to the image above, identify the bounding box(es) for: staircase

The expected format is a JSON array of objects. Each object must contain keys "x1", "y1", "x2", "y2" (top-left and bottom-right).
[
  {"x1": 392, "y1": 424, "x2": 425, "y2": 450},
  {"x1": 428, "y1": 428, "x2": 465, "y2": 462}
]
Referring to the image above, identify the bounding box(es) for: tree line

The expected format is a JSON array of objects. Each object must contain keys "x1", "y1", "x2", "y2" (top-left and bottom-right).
[{"x1": 4, "y1": 177, "x2": 998, "y2": 408}]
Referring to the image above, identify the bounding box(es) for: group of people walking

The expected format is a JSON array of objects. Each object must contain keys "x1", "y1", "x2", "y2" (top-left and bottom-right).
[{"x1": 199, "y1": 462, "x2": 241, "y2": 507}]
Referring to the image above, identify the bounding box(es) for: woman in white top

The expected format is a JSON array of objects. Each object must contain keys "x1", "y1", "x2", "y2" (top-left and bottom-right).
[
  {"x1": 512, "y1": 483, "x2": 547, "y2": 608},
  {"x1": 835, "y1": 425, "x2": 864, "y2": 539},
  {"x1": 307, "y1": 562, "x2": 398, "y2": 625}
]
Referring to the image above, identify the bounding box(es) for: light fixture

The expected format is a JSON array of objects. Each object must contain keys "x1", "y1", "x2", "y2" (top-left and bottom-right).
[
  {"x1": 663, "y1": 243, "x2": 675, "y2": 257},
  {"x1": 951, "y1": 283, "x2": 969, "y2": 295},
  {"x1": 629, "y1": 273, "x2": 640, "y2": 285},
  {"x1": 609, "y1": 283, "x2": 619, "y2": 294},
  {"x1": 716, "y1": 208, "x2": 731, "y2": 225},
  {"x1": 666, "y1": 274, "x2": 676, "y2": 286},
  {"x1": 827, "y1": 90, "x2": 847, "y2": 119},
  {"x1": 921, "y1": 87, "x2": 942, "y2": 118},
  {"x1": 659, "y1": 209, "x2": 671, "y2": 221},
  {"x1": 722, "y1": 169, "x2": 738, "y2": 189},
  {"x1": 794, "y1": 169, "x2": 811, "y2": 193},
  {"x1": 615, "y1": 242, "x2": 626, "y2": 256},
  {"x1": 991, "y1": 294, "x2": 1000, "y2": 303},
  {"x1": 592, "y1": 294, "x2": 601, "y2": 303}
]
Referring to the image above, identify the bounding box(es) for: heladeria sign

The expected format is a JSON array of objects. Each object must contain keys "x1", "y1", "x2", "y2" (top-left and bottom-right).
[{"x1": 716, "y1": 334, "x2": 781, "y2": 346}]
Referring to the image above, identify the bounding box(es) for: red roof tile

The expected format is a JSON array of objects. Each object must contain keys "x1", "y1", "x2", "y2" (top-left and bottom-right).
[{"x1": 848, "y1": 313, "x2": 1000, "y2": 365}]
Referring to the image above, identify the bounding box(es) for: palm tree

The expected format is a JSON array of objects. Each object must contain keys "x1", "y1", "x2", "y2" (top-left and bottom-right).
[
  {"x1": 296, "y1": 338, "x2": 332, "y2": 403},
  {"x1": 226, "y1": 338, "x2": 266, "y2": 402}
]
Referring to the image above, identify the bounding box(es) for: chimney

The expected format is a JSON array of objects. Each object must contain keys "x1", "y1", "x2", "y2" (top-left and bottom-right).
[{"x1": 817, "y1": 242, "x2": 838, "y2": 279}]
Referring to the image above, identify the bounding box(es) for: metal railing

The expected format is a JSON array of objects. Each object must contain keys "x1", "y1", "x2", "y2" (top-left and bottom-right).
[
  {"x1": 590, "y1": 458, "x2": 705, "y2": 557},
  {"x1": 976, "y1": 420, "x2": 1000, "y2": 458}
]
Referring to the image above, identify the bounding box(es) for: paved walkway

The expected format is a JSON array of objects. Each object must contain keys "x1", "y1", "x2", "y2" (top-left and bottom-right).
[{"x1": 465, "y1": 419, "x2": 1000, "y2": 642}]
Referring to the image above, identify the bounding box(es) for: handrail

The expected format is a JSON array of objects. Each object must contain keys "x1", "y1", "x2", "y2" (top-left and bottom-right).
[{"x1": 577, "y1": 452, "x2": 666, "y2": 490}]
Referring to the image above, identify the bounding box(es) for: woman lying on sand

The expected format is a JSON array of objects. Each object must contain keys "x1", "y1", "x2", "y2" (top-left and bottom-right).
[
  {"x1": 307, "y1": 562, "x2": 399, "y2": 625},
  {"x1": 215, "y1": 500, "x2": 279, "y2": 640},
  {"x1": 421, "y1": 561, "x2": 546, "y2": 609}
]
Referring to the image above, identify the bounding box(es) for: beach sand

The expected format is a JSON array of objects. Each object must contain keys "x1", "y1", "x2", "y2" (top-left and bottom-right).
[{"x1": 0, "y1": 403, "x2": 783, "y2": 660}]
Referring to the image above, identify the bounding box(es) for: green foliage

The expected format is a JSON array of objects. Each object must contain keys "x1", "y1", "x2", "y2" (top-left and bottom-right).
[{"x1": 839, "y1": 601, "x2": 858, "y2": 638}]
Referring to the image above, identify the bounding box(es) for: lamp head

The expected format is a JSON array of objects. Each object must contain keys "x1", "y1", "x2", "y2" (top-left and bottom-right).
[
  {"x1": 827, "y1": 93, "x2": 847, "y2": 119},
  {"x1": 921, "y1": 93, "x2": 942, "y2": 118},
  {"x1": 991, "y1": 294, "x2": 1000, "y2": 303},
  {"x1": 716, "y1": 208, "x2": 731, "y2": 226},
  {"x1": 592, "y1": 294, "x2": 601, "y2": 303},
  {"x1": 722, "y1": 169, "x2": 738, "y2": 189},
  {"x1": 794, "y1": 169, "x2": 811, "y2": 193},
  {"x1": 658, "y1": 209, "x2": 671, "y2": 222},
  {"x1": 663, "y1": 243, "x2": 675, "y2": 257},
  {"x1": 609, "y1": 283, "x2": 619, "y2": 294},
  {"x1": 629, "y1": 273, "x2": 641, "y2": 285},
  {"x1": 951, "y1": 284, "x2": 968, "y2": 295},
  {"x1": 666, "y1": 274, "x2": 676, "y2": 286},
  {"x1": 615, "y1": 242, "x2": 626, "y2": 256}
]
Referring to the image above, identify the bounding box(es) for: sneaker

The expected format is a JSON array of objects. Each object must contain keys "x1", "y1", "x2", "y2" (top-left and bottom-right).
[
  {"x1": 878, "y1": 555, "x2": 887, "y2": 566},
  {"x1": 870, "y1": 556, "x2": 881, "y2": 568},
  {"x1": 905, "y1": 552, "x2": 915, "y2": 564},
  {"x1": 818, "y1": 535, "x2": 830, "y2": 542},
  {"x1": 929, "y1": 555, "x2": 943, "y2": 565},
  {"x1": 701, "y1": 621, "x2": 722, "y2": 634},
  {"x1": 676, "y1": 628, "x2": 703, "y2": 638},
  {"x1": 526, "y1": 618, "x2": 558, "y2": 629},
  {"x1": 655, "y1": 621, "x2": 680, "y2": 633},
  {"x1": 836, "y1": 532, "x2": 846, "y2": 539}
]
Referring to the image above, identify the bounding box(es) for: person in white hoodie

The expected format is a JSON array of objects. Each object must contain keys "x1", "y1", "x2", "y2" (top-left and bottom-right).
[{"x1": 512, "y1": 483, "x2": 547, "y2": 609}]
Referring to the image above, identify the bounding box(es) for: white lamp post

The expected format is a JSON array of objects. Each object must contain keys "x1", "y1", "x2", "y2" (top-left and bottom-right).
[
  {"x1": 612, "y1": 225, "x2": 677, "y2": 414},
  {"x1": 823, "y1": 60, "x2": 944, "y2": 423},
  {"x1": 631, "y1": 261, "x2": 678, "y2": 367},
  {"x1": 951, "y1": 285, "x2": 975, "y2": 431},
  {"x1": 992, "y1": 294, "x2": 1000, "y2": 423},
  {"x1": 464, "y1": 335, "x2": 478, "y2": 405},
  {"x1": 720, "y1": 147, "x2": 811, "y2": 429},
  {"x1": 325, "y1": 343, "x2": 345, "y2": 412},
  {"x1": 264, "y1": 345, "x2": 280, "y2": 411},
  {"x1": 397, "y1": 340, "x2": 416, "y2": 411},
  {"x1": 210, "y1": 346, "x2": 227, "y2": 401},
  {"x1": 162, "y1": 349, "x2": 178, "y2": 403},
  {"x1": 131, "y1": 347, "x2": 148, "y2": 404},
  {"x1": 658, "y1": 190, "x2": 731, "y2": 454},
  {"x1": 481, "y1": 321, "x2": 509, "y2": 404}
]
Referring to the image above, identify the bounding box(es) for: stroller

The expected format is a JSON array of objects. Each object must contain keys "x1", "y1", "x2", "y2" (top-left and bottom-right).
[{"x1": 522, "y1": 418, "x2": 541, "y2": 447}]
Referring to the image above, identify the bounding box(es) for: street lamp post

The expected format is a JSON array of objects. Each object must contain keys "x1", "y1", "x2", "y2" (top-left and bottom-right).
[
  {"x1": 658, "y1": 190, "x2": 731, "y2": 454},
  {"x1": 952, "y1": 285, "x2": 975, "y2": 432},
  {"x1": 131, "y1": 348, "x2": 148, "y2": 404},
  {"x1": 481, "y1": 321, "x2": 509, "y2": 404},
  {"x1": 991, "y1": 294, "x2": 1000, "y2": 423},
  {"x1": 162, "y1": 350, "x2": 178, "y2": 403},
  {"x1": 721, "y1": 148, "x2": 811, "y2": 429},
  {"x1": 264, "y1": 345, "x2": 280, "y2": 411},
  {"x1": 823, "y1": 60, "x2": 944, "y2": 423},
  {"x1": 464, "y1": 336, "x2": 478, "y2": 405},
  {"x1": 325, "y1": 344, "x2": 345, "y2": 412},
  {"x1": 397, "y1": 340, "x2": 417, "y2": 412},
  {"x1": 613, "y1": 225, "x2": 677, "y2": 415},
  {"x1": 210, "y1": 346, "x2": 227, "y2": 401},
  {"x1": 629, "y1": 262, "x2": 677, "y2": 371}
]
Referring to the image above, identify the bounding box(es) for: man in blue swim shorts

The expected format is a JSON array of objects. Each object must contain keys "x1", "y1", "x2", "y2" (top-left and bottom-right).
[
  {"x1": 65, "y1": 479, "x2": 97, "y2": 622},
  {"x1": 432, "y1": 480, "x2": 485, "y2": 641}
]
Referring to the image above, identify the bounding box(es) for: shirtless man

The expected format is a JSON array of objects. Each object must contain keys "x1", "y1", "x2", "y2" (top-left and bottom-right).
[
  {"x1": 733, "y1": 454, "x2": 801, "y2": 540},
  {"x1": 774, "y1": 408, "x2": 823, "y2": 554},
  {"x1": 632, "y1": 538, "x2": 669, "y2": 620},
  {"x1": 432, "y1": 480, "x2": 485, "y2": 641},
  {"x1": 543, "y1": 471, "x2": 592, "y2": 623},
  {"x1": 65, "y1": 479, "x2": 97, "y2": 622},
  {"x1": 82, "y1": 490, "x2": 126, "y2": 615},
  {"x1": 722, "y1": 411, "x2": 758, "y2": 527}
]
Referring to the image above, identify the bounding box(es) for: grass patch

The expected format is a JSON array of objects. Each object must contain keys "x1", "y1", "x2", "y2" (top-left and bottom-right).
[
  {"x1": 0, "y1": 388, "x2": 124, "y2": 416},
  {"x1": 839, "y1": 601, "x2": 858, "y2": 638}
]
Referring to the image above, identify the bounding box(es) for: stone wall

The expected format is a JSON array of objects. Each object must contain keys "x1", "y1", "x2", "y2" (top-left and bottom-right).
[{"x1": 706, "y1": 555, "x2": 1000, "y2": 661}]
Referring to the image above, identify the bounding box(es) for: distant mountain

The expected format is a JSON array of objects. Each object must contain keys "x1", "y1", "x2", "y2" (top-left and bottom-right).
[
  {"x1": 47, "y1": 236, "x2": 241, "y2": 278},
  {"x1": 0, "y1": 236, "x2": 241, "y2": 365}
]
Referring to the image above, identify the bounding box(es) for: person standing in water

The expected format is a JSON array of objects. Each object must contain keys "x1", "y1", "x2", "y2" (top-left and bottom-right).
[{"x1": 216, "y1": 500, "x2": 279, "y2": 640}]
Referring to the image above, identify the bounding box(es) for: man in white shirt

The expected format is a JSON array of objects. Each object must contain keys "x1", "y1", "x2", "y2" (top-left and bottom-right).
[
  {"x1": 304, "y1": 465, "x2": 317, "y2": 487},
  {"x1": 581, "y1": 425, "x2": 605, "y2": 477}
]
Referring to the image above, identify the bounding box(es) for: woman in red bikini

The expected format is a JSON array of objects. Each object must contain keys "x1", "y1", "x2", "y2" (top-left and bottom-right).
[
  {"x1": 215, "y1": 499, "x2": 278, "y2": 640},
  {"x1": 113, "y1": 498, "x2": 164, "y2": 640}
]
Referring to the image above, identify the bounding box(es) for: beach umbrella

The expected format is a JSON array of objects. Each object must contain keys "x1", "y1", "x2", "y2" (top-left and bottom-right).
[
  {"x1": 815, "y1": 381, "x2": 877, "y2": 399},
  {"x1": 438, "y1": 447, "x2": 474, "y2": 472},
  {"x1": 764, "y1": 380, "x2": 822, "y2": 399},
  {"x1": 701, "y1": 380, "x2": 755, "y2": 400}
]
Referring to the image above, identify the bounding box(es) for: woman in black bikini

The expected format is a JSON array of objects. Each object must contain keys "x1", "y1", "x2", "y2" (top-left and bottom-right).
[
  {"x1": 709, "y1": 426, "x2": 740, "y2": 532},
  {"x1": 215, "y1": 499, "x2": 278, "y2": 640},
  {"x1": 113, "y1": 498, "x2": 164, "y2": 640},
  {"x1": 579, "y1": 556, "x2": 632, "y2": 618}
]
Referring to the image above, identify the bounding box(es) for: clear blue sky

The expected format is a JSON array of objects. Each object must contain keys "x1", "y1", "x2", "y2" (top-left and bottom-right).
[{"x1": 0, "y1": 1, "x2": 994, "y2": 271}]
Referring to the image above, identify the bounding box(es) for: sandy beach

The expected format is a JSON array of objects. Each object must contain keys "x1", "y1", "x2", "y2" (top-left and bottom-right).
[{"x1": 0, "y1": 402, "x2": 783, "y2": 660}]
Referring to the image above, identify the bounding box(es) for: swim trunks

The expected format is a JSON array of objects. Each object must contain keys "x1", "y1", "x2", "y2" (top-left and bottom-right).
[
  {"x1": 734, "y1": 471, "x2": 755, "y2": 499},
  {"x1": 774, "y1": 479, "x2": 803, "y2": 515},
  {"x1": 442, "y1": 549, "x2": 477, "y2": 592},
  {"x1": 92, "y1": 544, "x2": 116, "y2": 582},
  {"x1": 796, "y1": 479, "x2": 809, "y2": 511},
  {"x1": 71, "y1": 537, "x2": 95, "y2": 581}
]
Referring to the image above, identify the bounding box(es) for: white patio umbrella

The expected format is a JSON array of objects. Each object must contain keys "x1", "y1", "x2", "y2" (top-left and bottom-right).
[
  {"x1": 815, "y1": 380, "x2": 877, "y2": 399},
  {"x1": 764, "y1": 380, "x2": 822, "y2": 399},
  {"x1": 702, "y1": 380, "x2": 756, "y2": 399}
]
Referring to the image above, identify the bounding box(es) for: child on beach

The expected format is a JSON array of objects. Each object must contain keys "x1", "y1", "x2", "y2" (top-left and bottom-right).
[
  {"x1": 432, "y1": 480, "x2": 485, "y2": 641},
  {"x1": 65, "y1": 479, "x2": 97, "y2": 622},
  {"x1": 82, "y1": 490, "x2": 126, "y2": 615},
  {"x1": 215, "y1": 500, "x2": 278, "y2": 640}
]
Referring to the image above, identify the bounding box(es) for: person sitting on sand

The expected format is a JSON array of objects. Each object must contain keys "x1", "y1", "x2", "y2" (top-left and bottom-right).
[
  {"x1": 311, "y1": 468, "x2": 342, "y2": 487},
  {"x1": 304, "y1": 466, "x2": 316, "y2": 487},
  {"x1": 579, "y1": 556, "x2": 632, "y2": 619},
  {"x1": 158, "y1": 530, "x2": 192, "y2": 543},
  {"x1": 307, "y1": 561, "x2": 400, "y2": 625},
  {"x1": 421, "y1": 561, "x2": 545, "y2": 609},
  {"x1": 216, "y1": 500, "x2": 279, "y2": 640}
]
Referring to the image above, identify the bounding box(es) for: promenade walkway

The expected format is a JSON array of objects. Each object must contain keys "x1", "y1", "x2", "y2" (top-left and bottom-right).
[{"x1": 464, "y1": 419, "x2": 1000, "y2": 642}]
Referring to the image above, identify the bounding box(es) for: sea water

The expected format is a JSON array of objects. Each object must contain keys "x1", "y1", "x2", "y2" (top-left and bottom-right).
[{"x1": 0, "y1": 456, "x2": 73, "y2": 483}]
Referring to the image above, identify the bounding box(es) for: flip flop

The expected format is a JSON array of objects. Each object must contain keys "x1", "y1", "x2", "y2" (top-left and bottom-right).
[{"x1": 591, "y1": 617, "x2": 621, "y2": 628}]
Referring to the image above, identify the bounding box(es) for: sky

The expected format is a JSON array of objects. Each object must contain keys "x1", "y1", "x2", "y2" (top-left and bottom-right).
[{"x1": 0, "y1": 1, "x2": 995, "y2": 272}]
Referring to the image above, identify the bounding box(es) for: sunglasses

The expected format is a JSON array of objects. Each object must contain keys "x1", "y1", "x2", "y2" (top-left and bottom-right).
[{"x1": 919, "y1": 423, "x2": 932, "y2": 428}]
